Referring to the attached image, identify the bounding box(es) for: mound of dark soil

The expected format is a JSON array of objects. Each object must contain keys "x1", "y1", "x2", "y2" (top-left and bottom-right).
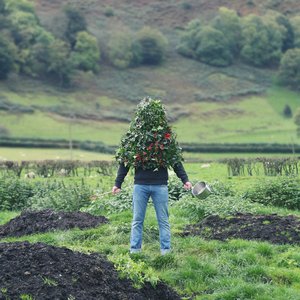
[
  {"x1": 182, "y1": 213, "x2": 300, "y2": 245},
  {"x1": 0, "y1": 242, "x2": 181, "y2": 300},
  {"x1": 0, "y1": 210, "x2": 108, "y2": 238}
]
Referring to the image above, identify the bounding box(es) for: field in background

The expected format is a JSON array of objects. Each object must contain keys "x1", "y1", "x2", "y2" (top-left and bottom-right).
[
  {"x1": 0, "y1": 147, "x2": 113, "y2": 161},
  {"x1": 1, "y1": 84, "x2": 299, "y2": 147}
]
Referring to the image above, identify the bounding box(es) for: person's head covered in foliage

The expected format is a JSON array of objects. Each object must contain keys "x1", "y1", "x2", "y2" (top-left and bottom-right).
[{"x1": 115, "y1": 97, "x2": 183, "y2": 170}]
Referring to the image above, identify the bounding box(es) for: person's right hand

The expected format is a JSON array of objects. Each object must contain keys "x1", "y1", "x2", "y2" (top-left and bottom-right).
[{"x1": 112, "y1": 186, "x2": 121, "y2": 194}]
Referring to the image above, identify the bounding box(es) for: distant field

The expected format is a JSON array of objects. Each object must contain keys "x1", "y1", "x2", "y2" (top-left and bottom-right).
[
  {"x1": 0, "y1": 147, "x2": 297, "y2": 162},
  {"x1": 0, "y1": 83, "x2": 299, "y2": 146},
  {"x1": 0, "y1": 147, "x2": 114, "y2": 161}
]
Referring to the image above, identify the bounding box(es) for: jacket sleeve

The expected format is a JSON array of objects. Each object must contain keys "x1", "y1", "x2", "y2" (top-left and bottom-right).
[
  {"x1": 115, "y1": 163, "x2": 130, "y2": 188},
  {"x1": 172, "y1": 162, "x2": 189, "y2": 184}
]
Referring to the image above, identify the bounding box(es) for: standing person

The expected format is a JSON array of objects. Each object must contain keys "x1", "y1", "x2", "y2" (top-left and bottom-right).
[{"x1": 112, "y1": 97, "x2": 192, "y2": 255}]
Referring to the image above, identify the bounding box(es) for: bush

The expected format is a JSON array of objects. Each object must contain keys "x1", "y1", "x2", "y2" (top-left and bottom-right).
[
  {"x1": 173, "y1": 181, "x2": 251, "y2": 222},
  {"x1": 240, "y1": 14, "x2": 283, "y2": 67},
  {"x1": 104, "y1": 6, "x2": 114, "y2": 17},
  {"x1": 0, "y1": 35, "x2": 17, "y2": 79},
  {"x1": 243, "y1": 177, "x2": 300, "y2": 210},
  {"x1": 278, "y1": 48, "x2": 300, "y2": 90},
  {"x1": 108, "y1": 30, "x2": 140, "y2": 69},
  {"x1": 29, "y1": 180, "x2": 92, "y2": 212},
  {"x1": 134, "y1": 27, "x2": 168, "y2": 65},
  {"x1": 195, "y1": 26, "x2": 233, "y2": 67},
  {"x1": 0, "y1": 176, "x2": 34, "y2": 210},
  {"x1": 283, "y1": 104, "x2": 292, "y2": 118}
]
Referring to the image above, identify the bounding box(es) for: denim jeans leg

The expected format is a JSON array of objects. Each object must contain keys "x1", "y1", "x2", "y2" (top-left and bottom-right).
[
  {"x1": 130, "y1": 184, "x2": 150, "y2": 252},
  {"x1": 151, "y1": 185, "x2": 170, "y2": 252}
]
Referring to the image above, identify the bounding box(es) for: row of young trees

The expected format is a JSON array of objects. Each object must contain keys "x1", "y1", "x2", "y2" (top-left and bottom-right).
[{"x1": 177, "y1": 7, "x2": 300, "y2": 89}]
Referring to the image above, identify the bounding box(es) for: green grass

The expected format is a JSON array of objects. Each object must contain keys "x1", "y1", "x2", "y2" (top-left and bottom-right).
[
  {"x1": 1, "y1": 163, "x2": 300, "y2": 299},
  {"x1": 1, "y1": 80, "x2": 299, "y2": 147},
  {"x1": 0, "y1": 147, "x2": 114, "y2": 161},
  {"x1": 174, "y1": 90, "x2": 298, "y2": 144},
  {"x1": 2, "y1": 207, "x2": 300, "y2": 299}
]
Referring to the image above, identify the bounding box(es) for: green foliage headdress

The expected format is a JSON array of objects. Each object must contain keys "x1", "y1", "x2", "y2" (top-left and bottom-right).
[{"x1": 115, "y1": 97, "x2": 183, "y2": 169}]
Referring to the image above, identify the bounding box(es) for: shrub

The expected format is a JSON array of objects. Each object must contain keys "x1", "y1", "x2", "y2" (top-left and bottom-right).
[
  {"x1": 173, "y1": 181, "x2": 249, "y2": 222},
  {"x1": 104, "y1": 6, "x2": 114, "y2": 17},
  {"x1": 134, "y1": 27, "x2": 168, "y2": 65},
  {"x1": 243, "y1": 177, "x2": 300, "y2": 209},
  {"x1": 108, "y1": 30, "x2": 140, "y2": 69},
  {"x1": 109, "y1": 253, "x2": 159, "y2": 288},
  {"x1": 0, "y1": 176, "x2": 34, "y2": 210},
  {"x1": 278, "y1": 48, "x2": 300, "y2": 90},
  {"x1": 240, "y1": 14, "x2": 283, "y2": 67},
  {"x1": 195, "y1": 26, "x2": 233, "y2": 67},
  {"x1": 0, "y1": 35, "x2": 17, "y2": 79},
  {"x1": 283, "y1": 104, "x2": 292, "y2": 118},
  {"x1": 29, "y1": 180, "x2": 92, "y2": 211}
]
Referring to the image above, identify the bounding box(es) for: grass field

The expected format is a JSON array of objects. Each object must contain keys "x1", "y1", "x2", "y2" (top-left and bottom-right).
[
  {"x1": 1, "y1": 161, "x2": 300, "y2": 299},
  {"x1": 0, "y1": 147, "x2": 114, "y2": 161},
  {"x1": 0, "y1": 147, "x2": 298, "y2": 162},
  {"x1": 1, "y1": 85, "x2": 299, "y2": 147}
]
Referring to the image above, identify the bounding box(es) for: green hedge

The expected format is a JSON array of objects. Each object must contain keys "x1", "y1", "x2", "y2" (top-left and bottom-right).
[
  {"x1": 181, "y1": 143, "x2": 300, "y2": 153},
  {"x1": 0, "y1": 137, "x2": 115, "y2": 153}
]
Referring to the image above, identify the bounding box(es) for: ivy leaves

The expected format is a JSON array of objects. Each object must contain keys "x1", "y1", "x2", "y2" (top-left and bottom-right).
[{"x1": 115, "y1": 97, "x2": 183, "y2": 169}]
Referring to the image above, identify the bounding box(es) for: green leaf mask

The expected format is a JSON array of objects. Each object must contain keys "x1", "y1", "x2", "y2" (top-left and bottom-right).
[{"x1": 115, "y1": 97, "x2": 183, "y2": 169}]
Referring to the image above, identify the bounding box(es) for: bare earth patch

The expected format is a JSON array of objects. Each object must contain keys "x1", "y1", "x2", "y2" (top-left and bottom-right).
[
  {"x1": 0, "y1": 210, "x2": 108, "y2": 238},
  {"x1": 182, "y1": 213, "x2": 300, "y2": 245},
  {"x1": 0, "y1": 242, "x2": 180, "y2": 300}
]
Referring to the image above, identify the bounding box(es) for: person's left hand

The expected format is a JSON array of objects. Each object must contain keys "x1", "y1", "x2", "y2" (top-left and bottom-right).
[{"x1": 183, "y1": 181, "x2": 192, "y2": 190}]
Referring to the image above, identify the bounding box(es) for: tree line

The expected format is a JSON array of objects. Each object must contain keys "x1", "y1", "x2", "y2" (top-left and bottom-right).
[
  {"x1": 0, "y1": 0, "x2": 168, "y2": 86},
  {"x1": 0, "y1": 1, "x2": 299, "y2": 89},
  {"x1": 177, "y1": 7, "x2": 300, "y2": 90}
]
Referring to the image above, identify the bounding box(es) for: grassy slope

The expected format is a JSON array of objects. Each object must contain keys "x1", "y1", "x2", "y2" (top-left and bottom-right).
[
  {"x1": 1, "y1": 83, "x2": 299, "y2": 146},
  {"x1": 1, "y1": 0, "x2": 300, "y2": 150}
]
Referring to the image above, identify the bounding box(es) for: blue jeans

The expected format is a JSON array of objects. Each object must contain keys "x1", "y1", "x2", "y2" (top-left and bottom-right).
[{"x1": 130, "y1": 184, "x2": 170, "y2": 254}]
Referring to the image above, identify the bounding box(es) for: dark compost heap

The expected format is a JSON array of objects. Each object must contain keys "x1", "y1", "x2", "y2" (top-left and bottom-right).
[
  {"x1": 182, "y1": 213, "x2": 300, "y2": 245},
  {"x1": 0, "y1": 209, "x2": 108, "y2": 238},
  {"x1": 0, "y1": 242, "x2": 180, "y2": 300}
]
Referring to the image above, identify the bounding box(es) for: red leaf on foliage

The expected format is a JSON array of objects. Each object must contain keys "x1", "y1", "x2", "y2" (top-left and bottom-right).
[{"x1": 164, "y1": 133, "x2": 171, "y2": 139}]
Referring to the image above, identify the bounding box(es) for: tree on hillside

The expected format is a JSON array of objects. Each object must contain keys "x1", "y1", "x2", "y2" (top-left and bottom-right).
[
  {"x1": 108, "y1": 30, "x2": 141, "y2": 69},
  {"x1": 211, "y1": 7, "x2": 241, "y2": 56},
  {"x1": 294, "y1": 108, "x2": 300, "y2": 137},
  {"x1": 47, "y1": 39, "x2": 74, "y2": 87},
  {"x1": 240, "y1": 14, "x2": 283, "y2": 67},
  {"x1": 283, "y1": 104, "x2": 292, "y2": 118},
  {"x1": 134, "y1": 27, "x2": 168, "y2": 65},
  {"x1": 195, "y1": 26, "x2": 233, "y2": 67},
  {"x1": 0, "y1": 0, "x2": 5, "y2": 13},
  {"x1": 0, "y1": 34, "x2": 17, "y2": 79},
  {"x1": 4, "y1": 0, "x2": 35, "y2": 14},
  {"x1": 278, "y1": 48, "x2": 300, "y2": 90},
  {"x1": 70, "y1": 31, "x2": 100, "y2": 73},
  {"x1": 64, "y1": 6, "x2": 87, "y2": 48},
  {"x1": 264, "y1": 11, "x2": 294, "y2": 52},
  {"x1": 176, "y1": 19, "x2": 202, "y2": 59},
  {"x1": 30, "y1": 30, "x2": 56, "y2": 74},
  {"x1": 6, "y1": 9, "x2": 45, "y2": 76},
  {"x1": 290, "y1": 16, "x2": 300, "y2": 48},
  {"x1": 275, "y1": 14, "x2": 294, "y2": 52},
  {"x1": 177, "y1": 19, "x2": 233, "y2": 66}
]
